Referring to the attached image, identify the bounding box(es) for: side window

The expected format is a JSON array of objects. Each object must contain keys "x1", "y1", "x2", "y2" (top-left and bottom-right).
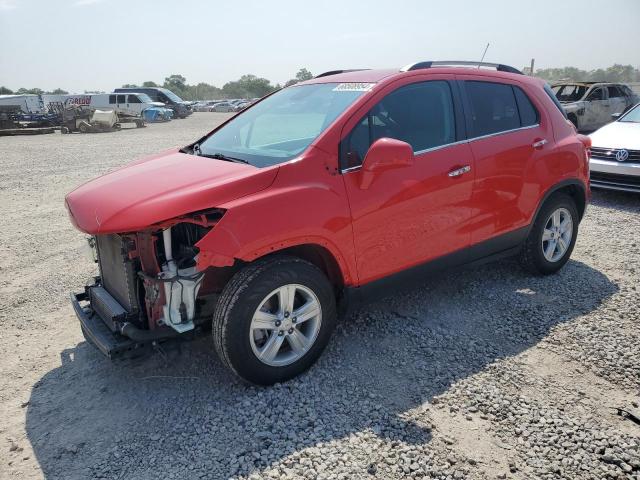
[
  {"x1": 513, "y1": 86, "x2": 539, "y2": 127},
  {"x1": 128, "y1": 95, "x2": 141, "y2": 103},
  {"x1": 607, "y1": 86, "x2": 622, "y2": 98},
  {"x1": 341, "y1": 81, "x2": 456, "y2": 169},
  {"x1": 116, "y1": 94, "x2": 126, "y2": 103},
  {"x1": 108, "y1": 95, "x2": 116, "y2": 104},
  {"x1": 587, "y1": 88, "x2": 604, "y2": 101},
  {"x1": 465, "y1": 81, "x2": 520, "y2": 137}
]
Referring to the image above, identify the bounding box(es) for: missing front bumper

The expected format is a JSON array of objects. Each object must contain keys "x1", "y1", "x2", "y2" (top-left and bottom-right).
[
  {"x1": 70, "y1": 284, "x2": 181, "y2": 359},
  {"x1": 71, "y1": 290, "x2": 138, "y2": 358}
]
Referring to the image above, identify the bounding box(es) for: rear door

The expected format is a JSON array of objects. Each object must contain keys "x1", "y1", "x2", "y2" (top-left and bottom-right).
[
  {"x1": 459, "y1": 77, "x2": 548, "y2": 245},
  {"x1": 341, "y1": 78, "x2": 475, "y2": 284}
]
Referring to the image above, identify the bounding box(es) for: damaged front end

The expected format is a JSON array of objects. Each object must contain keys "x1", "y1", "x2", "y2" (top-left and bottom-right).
[{"x1": 71, "y1": 209, "x2": 229, "y2": 358}]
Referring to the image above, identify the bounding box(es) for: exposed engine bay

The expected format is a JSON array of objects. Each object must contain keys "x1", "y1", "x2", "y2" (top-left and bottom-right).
[{"x1": 75, "y1": 209, "x2": 237, "y2": 355}]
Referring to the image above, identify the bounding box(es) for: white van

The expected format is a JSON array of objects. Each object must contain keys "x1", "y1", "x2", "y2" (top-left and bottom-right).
[{"x1": 42, "y1": 93, "x2": 165, "y2": 117}]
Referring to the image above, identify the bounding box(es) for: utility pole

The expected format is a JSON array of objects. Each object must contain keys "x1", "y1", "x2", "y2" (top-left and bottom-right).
[{"x1": 530, "y1": 58, "x2": 535, "y2": 76}]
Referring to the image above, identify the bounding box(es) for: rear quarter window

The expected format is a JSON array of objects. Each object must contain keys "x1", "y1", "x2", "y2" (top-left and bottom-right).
[
  {"x1": 543, "y1": 84, "x2": 568, "y2": 119},
  {"x1": 513, "y1": 86, "x2": 539, "y2": 127}
]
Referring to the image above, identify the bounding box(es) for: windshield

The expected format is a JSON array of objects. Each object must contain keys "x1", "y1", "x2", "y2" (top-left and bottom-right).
[
  {"x1": 620, "y1": 104, "x2": 640, "y2": 123},
  {"x1": 552, "y1": 84, "x2": 588, "y2": 102},
  {"x1": 159, "y1": 88, "x2": 184, "y2": 103},
  {"x1": 137, "y1": 93, "x2": 154, "y2": 103},
  {"x1": 197, "y1": 83, "x2": 370, "y2": 167}
]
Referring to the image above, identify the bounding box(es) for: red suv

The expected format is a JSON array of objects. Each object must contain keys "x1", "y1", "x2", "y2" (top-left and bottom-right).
[{"x1": 67, "y1": 61, "x2": 591, "y2": 385}]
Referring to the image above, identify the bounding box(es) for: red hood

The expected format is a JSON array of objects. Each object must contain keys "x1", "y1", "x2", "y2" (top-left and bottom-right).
[{"x1": 66, "y1": 149, "x2": 278, "y2": 234}]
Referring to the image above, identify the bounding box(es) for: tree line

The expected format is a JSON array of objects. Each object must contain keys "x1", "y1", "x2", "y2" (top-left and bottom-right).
[
  {"x1": 0, "y1": 68, "x2": 314, "y2": 100},
  {"x1": 130, "y1": 68, "x2": 314, "y2": 100},
  {"x1": 533, "y1": 64, "x2": 640, "y2": 83},
  {"x1": 0, "y1": 86, "x2": 68, "y2": 95},
  {"x1": 2, "y1": 65, "x2": 638, "y2": 100}
]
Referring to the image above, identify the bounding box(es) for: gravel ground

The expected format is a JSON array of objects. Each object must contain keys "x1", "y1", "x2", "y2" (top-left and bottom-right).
[{"x1": 0, "y1": 113, "x2": 638, "y2": 480}]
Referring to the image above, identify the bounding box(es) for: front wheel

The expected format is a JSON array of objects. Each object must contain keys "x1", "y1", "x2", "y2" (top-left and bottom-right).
[
  {"x1": 520, "y1": 192, "x2": 579, "y2": 275},
  {"x1": 213, "y1": 256, "x2": 336, "y2": 385}
]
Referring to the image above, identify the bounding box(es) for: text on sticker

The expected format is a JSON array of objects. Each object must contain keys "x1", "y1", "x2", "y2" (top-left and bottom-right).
[{"x1": 333, "y1": 83, "x2": 375, "y2": 92}]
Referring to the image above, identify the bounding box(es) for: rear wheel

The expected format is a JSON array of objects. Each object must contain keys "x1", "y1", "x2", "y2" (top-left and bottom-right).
[
  {"x1": 213, "y1": 256, "x2": 336, "y2": 385},
  {"x1": 520, "y1": 192, "x2": 579, "y2": 275}
]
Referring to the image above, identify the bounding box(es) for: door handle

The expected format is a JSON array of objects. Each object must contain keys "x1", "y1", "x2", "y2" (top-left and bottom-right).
[
  {"x1": 448, "y1": 165, "x2": 471, "y2": 177},
  {"x1": 532, "y1": 139, "x2": 547, "y2": 149}
]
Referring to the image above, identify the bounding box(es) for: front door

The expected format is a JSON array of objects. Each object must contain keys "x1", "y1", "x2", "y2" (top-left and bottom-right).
[
  {"x1": 341, "y1": 79, "x2": 474, "y2": 284},
  {"x1": 127, "y1": 94, "x2": 142, "y2": 116},
  {"x1": 584, "y1": 87, "x2": 608, "y2": 129}
]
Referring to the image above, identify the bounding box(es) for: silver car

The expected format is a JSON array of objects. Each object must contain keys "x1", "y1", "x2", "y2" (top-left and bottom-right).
[
  {"x1": 211, "y1": 101, "x2": 234, "y2": 112},
  {"x1": 589, "y1": 103, "x2": 640, "y2": 192}
]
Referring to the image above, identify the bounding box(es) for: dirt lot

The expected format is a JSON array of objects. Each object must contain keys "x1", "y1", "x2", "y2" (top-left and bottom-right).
[{"x1": 0, "y1": 113, "x2": 638, "y2": 480}]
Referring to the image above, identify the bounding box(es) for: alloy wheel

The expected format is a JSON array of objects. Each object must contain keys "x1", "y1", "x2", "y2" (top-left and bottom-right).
[
  {"x1": 249, "y1": 284, "x2": 322, "y2": 367},
  {"x1": 541, "y1": 207, "x2": 573, "y2": 262}
]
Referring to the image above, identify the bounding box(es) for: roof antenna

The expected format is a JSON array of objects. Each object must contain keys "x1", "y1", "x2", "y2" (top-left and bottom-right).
[{"x1": 478, "y1": 43, "x2": 490, "y2": 67}]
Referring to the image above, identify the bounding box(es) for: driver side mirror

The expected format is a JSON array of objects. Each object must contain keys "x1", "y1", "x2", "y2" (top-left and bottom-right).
[
  {"x1": 359, "y1": 138, "x2": 414, "y2": 190},
  {"x1": 611, "y1": 112, "x2": 622, "y2": 120}
]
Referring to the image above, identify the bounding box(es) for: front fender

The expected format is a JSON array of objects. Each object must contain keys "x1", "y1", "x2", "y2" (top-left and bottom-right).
[{"x1": 194, "y1": 157, "x2": 358, "y2": 286}]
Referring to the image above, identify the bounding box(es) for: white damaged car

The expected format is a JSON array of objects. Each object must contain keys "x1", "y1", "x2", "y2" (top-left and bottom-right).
[
  {"x1": 589, "y1": 103, "x2": 640, "y2": 193},
  {"x1": 552, "y1": 82, "x2": 638, "y2": 132}
]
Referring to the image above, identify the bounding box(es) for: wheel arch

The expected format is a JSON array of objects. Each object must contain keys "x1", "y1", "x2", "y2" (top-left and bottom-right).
[
  {"x1": 269, "y1": 243, "x2": 346, "y2": 292},
  {"x1": 531, "y1": 179, "x2": 588, "y2": 229},
  {"x1": 197, "y1": 237, "x2": 352, "y2": 292}
]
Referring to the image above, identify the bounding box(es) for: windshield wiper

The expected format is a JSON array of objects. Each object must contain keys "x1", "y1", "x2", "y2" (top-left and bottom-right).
[
  {"x1": 186, "y1": 144, "x2": 251, "y2": 165},
  {"x1": 199, "y1": 152, "x2": 251, "y2": 165}
]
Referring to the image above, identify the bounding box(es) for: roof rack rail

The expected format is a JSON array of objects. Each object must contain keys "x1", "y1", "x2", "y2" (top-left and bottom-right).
[
  {"x1": 314, "y1": 69, "x2": 368, "y2": 78},
  {"x1": 401, "y1": 61, "x2": 523, "y2": 75}
]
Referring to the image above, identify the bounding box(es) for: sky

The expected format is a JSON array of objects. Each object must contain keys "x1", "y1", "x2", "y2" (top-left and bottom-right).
[{"x1": 1, "y1": 0, "x2": 639, "y2": 93}]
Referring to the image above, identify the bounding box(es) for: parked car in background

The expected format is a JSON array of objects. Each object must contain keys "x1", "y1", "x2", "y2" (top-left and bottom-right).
[
  {"x1": 552, "y1": 82, "x2": 638, "y2": 132},
  {"x1": 114, "y1": 87, "x2": 192, "y2": 118},
  {"x1": 211, "y1": 101, "x2": 235, "y2": 112},
  {"x1": 191, "y1": 101, "x2": 208, "y2": 112},
  {"x1": 68, "y1": 61, "x2": 590, "y2": 385},
  {"x1": 233, "y1": 101, "x2": 251, "y2": 111},
  {"x1": 589, "y1": 103, "x2": 640, "y2": 192}
]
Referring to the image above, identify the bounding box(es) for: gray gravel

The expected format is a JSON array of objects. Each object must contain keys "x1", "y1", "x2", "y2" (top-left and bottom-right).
[{"x1": 0, "y1": 113, "x2": 638, "y2": 480}]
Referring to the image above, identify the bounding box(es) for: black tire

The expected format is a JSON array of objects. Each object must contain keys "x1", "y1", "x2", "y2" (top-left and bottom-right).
[
  {"x1": 520, "y1": 192, "x2": 579, "y2": 275},
  {"x1": 213, "y1": 256, "x2": 336, "y2": 385}
]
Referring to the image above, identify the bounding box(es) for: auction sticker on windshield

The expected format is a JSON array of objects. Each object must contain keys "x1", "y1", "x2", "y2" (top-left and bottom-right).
[{"x1": 333, "y1": 83, "x2": 375, "y2": 92}]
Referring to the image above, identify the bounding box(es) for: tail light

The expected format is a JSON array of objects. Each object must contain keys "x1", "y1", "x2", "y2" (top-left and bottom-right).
[{"x1": 576, "y1": 134, "x2": 591, "y2": 164}]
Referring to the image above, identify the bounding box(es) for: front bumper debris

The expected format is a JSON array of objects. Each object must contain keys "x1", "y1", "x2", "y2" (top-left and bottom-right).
[
  {"x1": 71, "y1": 290, "x2": 138, "y2": 358},
  {"x1": 70, "y1": 281, "x2": 181, "y2": 359}
]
